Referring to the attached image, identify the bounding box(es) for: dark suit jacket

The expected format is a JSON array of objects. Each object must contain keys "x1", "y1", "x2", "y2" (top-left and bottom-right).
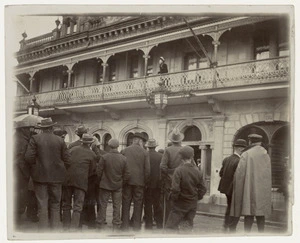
[
  {"x1": 158, "y1": 63, "x2": 168, "y2": 74},
  {"x1": 148, "y1": 150, "x2": 163, "y2": 189},
  {"x1": 25, "y1": 131, "x2": 70, "y2": 183},
  {"x1": 66, "y1": 145, "x2": 97, "y2": 192},
  {"x1": 218, "y1": 153, "x2": 240, "y2": 195},
  {"x1": 121, "y1": 144, "x2": 150, "y2": 186},
  {"x1": 98, "y1": 149, "x2": 130, "y2": 191}
]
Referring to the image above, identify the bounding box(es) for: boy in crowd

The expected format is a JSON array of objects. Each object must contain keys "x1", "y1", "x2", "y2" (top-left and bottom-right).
[{"x1": 165, "y1": 146, "x2": 206, "y2": 232}]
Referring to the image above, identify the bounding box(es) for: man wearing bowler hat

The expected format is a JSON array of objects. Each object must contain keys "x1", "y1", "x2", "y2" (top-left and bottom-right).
[
  {"x1": 230, "y1": 134, "x2": 272, "y2": 233},
  {"x1": 121, "y1": 132, "x2": 150, "y2": 231},
  {"x1": 160, "y1": 128, "x2": 184, "y2": 227},
  {"x1": 68, "y1": 125, "x2": 103, "y2": 228},
  {"x1": 62, "y1": 133, "x2": 97, "y2": 231},
  {"x1": 218, "y1": 139, "x2": 247, "y2": 232},
  {"x1": 25, "y1": 118, "x2": 70, "y2": 231},
  {"x1": 144, "y1": 139, "x2": 163, "y2": 229}
]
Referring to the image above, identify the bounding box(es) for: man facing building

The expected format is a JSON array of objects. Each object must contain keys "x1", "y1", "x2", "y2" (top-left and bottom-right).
[
  {"x1": 230, "y1": 134, "x2": 272, "y2": 233},
  {"x1": 160, "y1": 128, "x2": 184, "y2": 227},
  {"x1": 96, "y1": 138, "x2": 130, "y2": 230},
  {"x1": 121, "y1": 132, "x2": 150, "y2": 231},
  {"x1": 25, "y1": 118, "x2": 70, "y2": 231},
  {"x1": 218, "y1": 139, "x2": 247, "y2": 232},
  {"x1": 144, "y1": 139, "x2": 163, "y2": 229},
  {"x1": 62, "y1": 133, "x2": 97, "y2": 231}
]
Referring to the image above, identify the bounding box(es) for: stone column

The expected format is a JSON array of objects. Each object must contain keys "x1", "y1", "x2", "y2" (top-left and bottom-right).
[
  {"x1": 29, "y1": 76, "x2": 35, "y2": 93},
  {"x1": 157, "y1": 119, "x2": 167, "y2": 150},
  {"x1": 143, "y1": 54, "x2": 150, "y2": 76},
  {"x1": 61, "y1": 19, "x2": 68, "y2": 37},
  {"x1": 269, "y1": 29, "x2": 279, "y2": 58},
  {"x1": 199, "y1": 144, "x2": 208, "y2": 176},
  {"x1": 101, "y1": 63, "x2": 108, "y2": 83},
  {"x1": 67, "y1": 69, "x2": 73, "y2": 87},
  {"x1": 69, "y1": 19, "x2": 75, "y2": 34},
  {"x1": 210, "y1": 115, "x2": 225, "y2": 195}
]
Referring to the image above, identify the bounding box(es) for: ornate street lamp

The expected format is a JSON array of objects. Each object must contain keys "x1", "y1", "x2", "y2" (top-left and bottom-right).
[
  {"x1": 27, "y1": 96, "x2": 40, "y2": 116},
  {"x1": 147, "y1": 81, "x2": 168, "y2": 115}
]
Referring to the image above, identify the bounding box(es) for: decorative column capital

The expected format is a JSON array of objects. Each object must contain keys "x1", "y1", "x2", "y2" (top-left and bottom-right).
[
  {"x1": 101, "y1": 63, "x2": 109, "y2": 67},
  {"x1": 143, "y1": 54, "x2": 150, "y2": 59}
]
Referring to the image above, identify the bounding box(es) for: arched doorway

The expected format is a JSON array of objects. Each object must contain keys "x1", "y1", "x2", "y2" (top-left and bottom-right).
[{"x1": 182, "y1": 126, "x2": 202, "y2": 162}]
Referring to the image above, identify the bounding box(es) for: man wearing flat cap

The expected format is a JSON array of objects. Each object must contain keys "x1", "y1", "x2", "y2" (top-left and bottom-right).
[
  {"x1": 25, "y1": 118, "x2": 70, "y2": 231},
  {"x1": 96, "y1": 138, "x2": 130, "y2": 230},
  {"x1": 121, "y1": 132, "x2": 150, "y2": 231},
  {"x1": 160, "y1": 128, "x2": 184, "y2": 227},
  {"x1": 165, "y1": 146, "x2": 206, "y2": 231},
  {"x1": 230, "y1": 134, "x2": 271, "y2": 233},
  {"x1": 218, "y1": 139, "x2": 247, "y2": 232}
]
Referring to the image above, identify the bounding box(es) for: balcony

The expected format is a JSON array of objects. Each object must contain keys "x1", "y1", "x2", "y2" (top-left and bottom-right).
[{"x1": 14, "y1": 56, "x2": 289, "y2": 112}]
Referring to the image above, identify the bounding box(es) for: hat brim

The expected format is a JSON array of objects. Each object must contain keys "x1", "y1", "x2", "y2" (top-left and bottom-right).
[
  {"x1": 80, "y1": 140, "x2": 94, "y2": 144},
  {"x1": 147, "y1": 144, "x2": 158, "y2": 148},
  {"x1": 133, "y1": 135, "x2": 147, "y2": 142},
  {"x1": 37, "y1": 122, "x2": 57, "y2": 128},
  {"x1": 168, "y1": 133, "x2": 184, "y2": 143}
]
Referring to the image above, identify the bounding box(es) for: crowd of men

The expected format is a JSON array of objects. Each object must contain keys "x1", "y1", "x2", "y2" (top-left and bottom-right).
[
  {"x1": 13, "y1": 117, "x2": 206, "y2": 233},
  {"x1": 13, "y1": 116, "x2": 272, "y2": 234}
]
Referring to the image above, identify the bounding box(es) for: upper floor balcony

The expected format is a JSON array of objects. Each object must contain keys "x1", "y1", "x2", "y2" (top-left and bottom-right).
[{"x1": 14, "y1": 56, "x2": 289, "y2": 114}]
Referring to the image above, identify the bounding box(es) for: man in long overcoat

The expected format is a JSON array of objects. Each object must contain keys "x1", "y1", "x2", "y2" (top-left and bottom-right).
[
  {"x1": 25, "y1": 118, "x2": 70, "y2": 231},
  {"x1": 68, "y1": 125, "x2": 103, "y2": 228},
  {"x1": 62, "y1": 133, "x2": 97, "y2": 231},
  {"x1": 160, "y1": 128, "x2": 184, "y2": 226},
  {"x1": 121, "y1": 132, "x2": 150, "y2": 231},
  {"x1": 144, "y1": 139, "x2": 163, "y2": 229},
  {"x1": 218, "y1": 139, "x2": 247, "y2": 232},
  {"x1": 96, "y1": 138, "x2": 130, "y2": 230},
  {"x1": 230, "y1": 134, "x2": 272, "y2": 233}
]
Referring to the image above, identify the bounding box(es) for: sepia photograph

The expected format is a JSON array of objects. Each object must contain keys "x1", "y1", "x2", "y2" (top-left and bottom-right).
[{"x1": 4, "y1": 2, "x2": 295, "y2": 241}]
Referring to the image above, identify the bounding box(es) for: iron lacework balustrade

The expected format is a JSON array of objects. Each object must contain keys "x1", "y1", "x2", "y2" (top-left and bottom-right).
[{"x1": 14, "y1": 56, "x2": 289, "y2": 111}]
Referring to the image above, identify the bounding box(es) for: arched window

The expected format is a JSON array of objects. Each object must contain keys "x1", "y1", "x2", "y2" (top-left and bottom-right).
[{"x1": 103, "y1": 133, "x2": 112, "y2": 152}]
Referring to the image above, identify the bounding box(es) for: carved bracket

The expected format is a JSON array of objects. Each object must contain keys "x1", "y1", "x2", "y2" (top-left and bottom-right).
[
  {"x1": 137, "y1": 44, "x2": 158, "y2": 56},
  {"x1": 203, "y1": 27, "x2": 231, "y2": 43},
  {"x1": 103, "y1": 106, "x2": 120, "y2": 120},
  {"x1": 208, "y1": 97, "x2": 223, "y2": 113}
]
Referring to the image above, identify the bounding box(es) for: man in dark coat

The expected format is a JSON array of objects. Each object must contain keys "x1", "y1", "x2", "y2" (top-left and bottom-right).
[
  {"x1": 13, "y1": 122, "x2": 33, "y2": 226},
  {"x1": 121, "y1": 132, "x2": 150, "y2": 231},
  {"x1": 165, "y1": 146, "x2": 206, "y2": 231},
  {"x1": 62, "y1": 133, "x2": 97, "y2": 231},
  {"x1": 218, "y1": 139, "x2": 247, "y2": 232},
  {"x1": 144, "y1": 139, "x2": 163, "y2": 229},
  {"x1": 25, "y1": 118, "x2": 70, "y2": 231},
  {"x1": 96, "y1": 139, "x2": 130, "y2": 230},
  {"x1": 68, "y1": 125, "x2": 103, "y2": 228},
  {"x1": 158, "y1": 56, "x2": 168, "y2": 74},
  {"x1": 160, "y1": 128, "x2": 184, "y2": 227}
]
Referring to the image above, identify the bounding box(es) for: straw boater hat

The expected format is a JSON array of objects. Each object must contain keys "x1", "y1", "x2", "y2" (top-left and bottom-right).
[
  {"x1": 179, "y1": 146, "x2": 194, "y2": 160},
  {"x1": 37, "y1": 117, "x2": 57, "y2": 128},
  {"x1": 80, "y1": 133, "x2": 94, "y2": 144},
  {"x1": 233, "y1": 139, "x2": 247, "y2": 147},
  {"x1": 133, "y1": 132, "x2": 147, "y2": 142},
  {"x1": 160, "y1": 56, "x2": 165, "y2": 62},
  {"x1": 75, "y1": 125, "x2": 88, "y2": 136},
  {"x1": 146, "y1": 139, "x2": 158, "y2": 148},
  {"x1": 248, "y1": 133, "x2": 263, "y2": 143},
  {"x1": 108, "y1": 138, "x2": 119, "y2": 148},
  {"x1": 168, "y1": 128, "x2": 184, "y2": 143}
]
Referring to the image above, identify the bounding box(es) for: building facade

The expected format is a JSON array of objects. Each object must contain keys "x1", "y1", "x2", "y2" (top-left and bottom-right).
[{"x1": 14, "y1": 15, "x2": 291, "y2": 216}]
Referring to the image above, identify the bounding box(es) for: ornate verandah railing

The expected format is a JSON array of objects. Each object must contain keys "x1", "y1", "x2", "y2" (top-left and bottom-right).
[{"x1": 15, "y1": 56, "x2": 289, "y2": 111}]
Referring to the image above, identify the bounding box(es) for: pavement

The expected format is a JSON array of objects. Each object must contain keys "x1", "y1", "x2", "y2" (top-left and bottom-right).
[{"x1": 12, "y1": 202, "x2": 290, "y2": 240}]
